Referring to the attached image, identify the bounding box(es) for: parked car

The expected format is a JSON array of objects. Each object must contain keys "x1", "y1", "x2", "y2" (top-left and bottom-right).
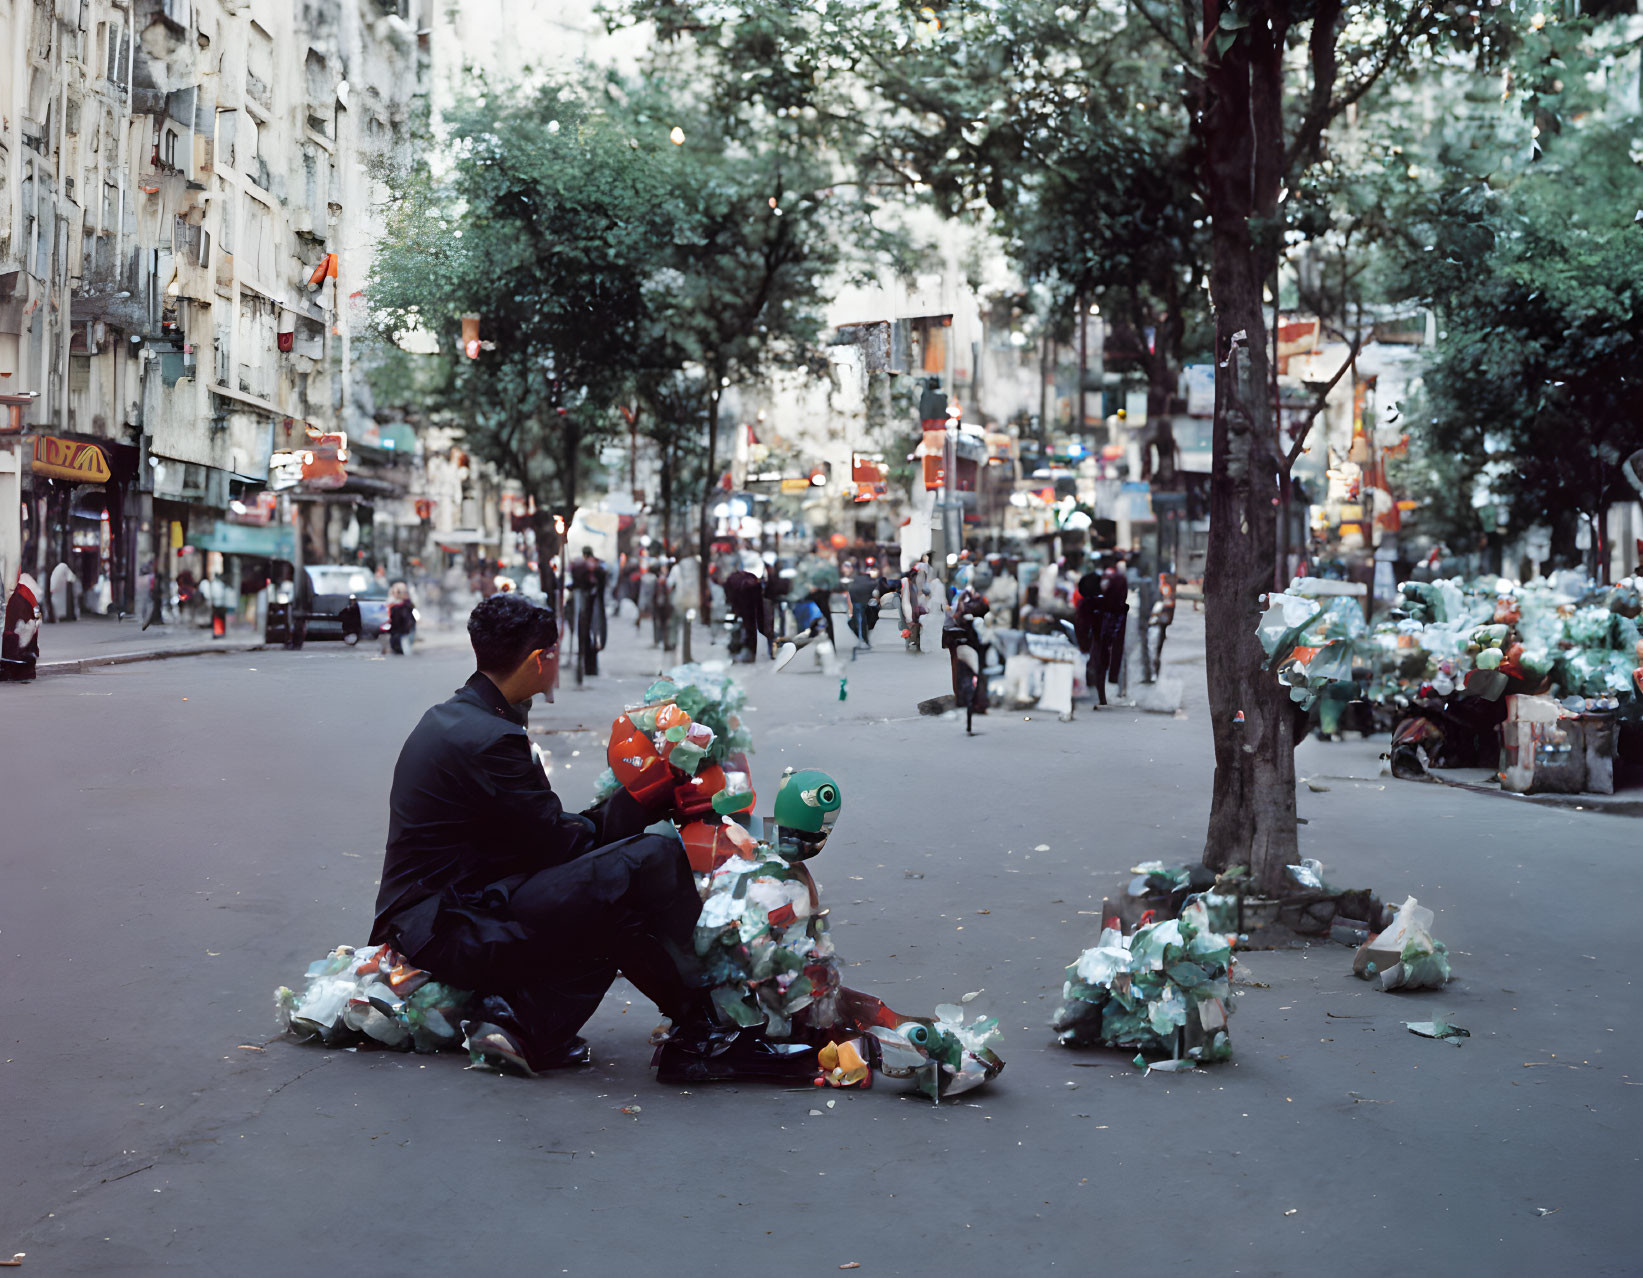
[{"x1": 300, "y1": 565, "x2": 389, "y2": 642}]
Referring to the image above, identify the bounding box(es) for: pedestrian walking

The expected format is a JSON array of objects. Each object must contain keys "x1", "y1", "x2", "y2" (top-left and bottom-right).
[
  {"x1": 846, "y1": 570, "x2": 878, "y2": 650},
  {"x1": 1086, "y1": 556, "x2": 1130, "y2": 705},
  {"x1": 762, "y1": 563, "x2": 789, "y2": 654},
  {"x1": 388, "y1": 582, "x2": 418, "y2": 655},
  {"x1": 569, "y1": 547, "x2": 608, "y2": 676},
  {"x1": 943, "y1": 589, "x2": 991, "y2": 730},
  {"x1": 723, "y1": 568, "x2": 766, "y2": 663},
  {"x1": 900, "y1": 561, "x2": 932, "y2": 652},
  {"x1": 666, "y1": 554, "x2": 700, "y2": 657},
  {"x1": 636, "y1": 562, "x2": 657, "y2": 633}
]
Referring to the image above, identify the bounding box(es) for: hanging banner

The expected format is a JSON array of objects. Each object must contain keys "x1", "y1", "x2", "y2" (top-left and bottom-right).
[
  {"x1": 921, "y1": 429, "x2": 947, "y2": 491},
  {"x1": 32, "y1": 436, "x2": 112, "y2": 484},
  {"x1": 852, "y1": 456, "x2": 886, "y2": 503}
]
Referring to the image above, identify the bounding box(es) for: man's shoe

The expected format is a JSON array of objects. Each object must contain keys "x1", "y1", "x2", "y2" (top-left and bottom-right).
[
  {"x1": 461, "y1": 1021, "x2": 592, "y2": 1075},
  {"x1": 653, "y1": 1024, "x2": 819, "y2": 1085}
]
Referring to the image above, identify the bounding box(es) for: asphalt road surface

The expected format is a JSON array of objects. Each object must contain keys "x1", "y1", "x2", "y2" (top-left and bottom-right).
[{"x1": 2, "y1": 612, "x2": 1637, "y2": 1275}]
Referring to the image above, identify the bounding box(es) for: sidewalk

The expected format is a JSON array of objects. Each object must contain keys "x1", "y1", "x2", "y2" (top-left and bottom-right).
[
  {"x1": 29, "y1": 614, "x2": 471, "y2": 675},
  {"x1": 31, "y1": 616, "x2": 267, "y2": 674},
  {"x1": 1294, "y1": 730, "x2": 1643, "y2": 816}
]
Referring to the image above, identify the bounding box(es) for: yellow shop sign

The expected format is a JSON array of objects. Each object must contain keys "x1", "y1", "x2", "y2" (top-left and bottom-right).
[{"x1": 32, "y1": 435, "x2": 112, "y2": 484}]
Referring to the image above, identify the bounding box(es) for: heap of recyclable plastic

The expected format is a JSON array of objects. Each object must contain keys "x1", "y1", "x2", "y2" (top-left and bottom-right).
[
  {"x1": 276, "y1": 944, "x2": 472, "y2": 1053},
  {"x1": 695, "y1": 842, "x2": 841, "y2": 1036},
  {"x1": 1259, "y1": 574, "x2": 1643, "y2": 707},
  {"x1": 869, "y1": 1005, "x2": 1006, "y2": 1102},
  {"x1": 594, "y1": 664, "x2": 754, "y2": 802},
  {"x1": 1052, "y1": 898, "x2": 1236, "y2": 1066},
  {"x1": 691, "y1": 841, "x2": 1005, "y2": 1101}
]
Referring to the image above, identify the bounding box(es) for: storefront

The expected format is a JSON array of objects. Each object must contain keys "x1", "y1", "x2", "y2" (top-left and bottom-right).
[
  {"x1": 26, "y1": 433, "x2": 141, "y2": 621},
  {"x1": 190, "y1": 518, "x2": 297, "y2": 634}
]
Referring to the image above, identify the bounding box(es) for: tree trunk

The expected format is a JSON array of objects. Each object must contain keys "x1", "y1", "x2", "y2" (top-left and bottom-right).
[
  {"x1": 1198, "y1": 10, "x2": 1299, "y2": 895},
  {"x1": 659, "y1": 433, "x2": 676, "y2": 555},
  {"x1": 697, "y1": 385, "x2": 721, "y2": 618},
  {"x1": 532, "y1": 507, "x2": 561, "y2": 561}
]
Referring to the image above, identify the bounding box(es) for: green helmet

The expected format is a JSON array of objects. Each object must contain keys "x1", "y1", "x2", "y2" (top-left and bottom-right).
[{"x1": 772, "y1": 769, "x2": 841, "y2": 860}]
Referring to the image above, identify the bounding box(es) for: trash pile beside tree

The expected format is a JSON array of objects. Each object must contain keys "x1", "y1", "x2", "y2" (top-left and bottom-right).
[{"x1": 1052, "y1": 898, "x2": 1237, "y2": 1070}]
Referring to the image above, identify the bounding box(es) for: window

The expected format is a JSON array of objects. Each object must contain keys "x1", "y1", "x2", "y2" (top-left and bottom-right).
[
  {"x1": 162, "y1": 128, "x2": 177, "y2": 168},
  {"x1": 217, "y1": 190, "x2": 234, "y2": 256},
  {"x1": 216, "y1": 108, "x2": 237, "y2": 168},
  {"x1": 106, "y1": 23, "x2": 130, "y2": 87},
  {"x1": 911, "y1": 315, "x2": 952, "y2": 375}
]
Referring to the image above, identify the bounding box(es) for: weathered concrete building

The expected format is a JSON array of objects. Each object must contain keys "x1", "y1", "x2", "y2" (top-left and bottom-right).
[{"x1": 1, "y1": 0, "x2": 432, "y2": 629}]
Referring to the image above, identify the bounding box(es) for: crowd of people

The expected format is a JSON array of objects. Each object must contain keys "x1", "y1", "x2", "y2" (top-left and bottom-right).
[{"x1": 437, "y1": 541, "x2": 1180, "y2": 723}]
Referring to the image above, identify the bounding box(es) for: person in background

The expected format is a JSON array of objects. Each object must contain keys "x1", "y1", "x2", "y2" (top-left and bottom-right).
[
  {"x1": 900, "y1": 560, "x2": 931, "y2": 652},
  {"x1": 636, "y1": 560, "x2": 657, "y2": 633},
  {"x1": 1, "y1": 572, "x2": 42, "y2": 682},
  {"x1": 1091, "y1": 556, "x2": 1131, "y2": 705},
  {"x1": 1018, "y1": 557, "x2": 1041, "y2": 616},
  {"x1": 762, "y1": 562, "x2": 790, "y2": 655},
  {"x1": 388, "y1": 582, "x2": 418, "y2": 655},
  {"x1": 569, "y1": 547, "x2": 608, "y2": 676},
  {"x1": 1148, "y1": 571, "x2": 1177, "y2": 676},
  {"x1": 1073, "y1": 562, "x2": 1105, "y2": 703},
  {"x1": 650, "y1": 559, "x2": 672, "y2": 648},
  {"x1": 666, "y1": 555, "x2": 700, "y2": 654},
  {"x1": 846, "y1": 568, "x2": 878, "y2": 650},
  {"x1": 723, "y1": 567, "x2": 767, "y2": 663}
]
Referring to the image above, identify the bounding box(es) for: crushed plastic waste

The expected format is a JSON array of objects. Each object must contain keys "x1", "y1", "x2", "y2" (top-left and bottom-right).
[
  {"x1": 279, "y1": 666, "x2": 1005, "y2": 1101},
  {"x1": 593, "y1": 664, "x2": 755, "y2": 802},
  {"x1": 1404, "y1": 1018, "x2": 1470, "y2": 1044},
  {"x1": 693, "y1": 807, "x2": 1003, "y2": 1100},
  {"x1": 861, "y1": 1005, "x2": 1005, "y2": 1102},
  {"x1": 621, "y1": 665, "x2": 1004, "y2": 1101},
  {"x1": 1259, "y1": 572, "x2": 1643, "y2": 709},
  {"x1": 1353, "y1": 896, "x2": 1451, "y2": 991},
  {"x1": 1287, "y1": 859, "x2": 1326, "y2": 891},
  {"x1": 1053, "y1": 898, "x2": 1236, "y2": 1065},
  {"x1": 276, "y1": 944, "x2": 472, "y2": 1054}
]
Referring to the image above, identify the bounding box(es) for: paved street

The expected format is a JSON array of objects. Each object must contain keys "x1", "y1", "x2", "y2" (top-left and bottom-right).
[{"x1": 2, "y1": 613, "x2": 1637, "y2": 1276}]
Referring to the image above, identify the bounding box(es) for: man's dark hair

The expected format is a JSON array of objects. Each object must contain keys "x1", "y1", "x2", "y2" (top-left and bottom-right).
[{"x1": 468, "y1": 593, "x2": 558, "y2": 673}]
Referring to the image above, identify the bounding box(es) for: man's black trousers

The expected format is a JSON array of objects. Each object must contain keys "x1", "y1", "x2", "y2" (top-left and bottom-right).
[{"x1": 409, "y1": 833, "x2": 704, "y2": 1054}]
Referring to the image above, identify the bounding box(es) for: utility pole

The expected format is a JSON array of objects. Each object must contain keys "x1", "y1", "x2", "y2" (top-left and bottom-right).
[{"x1": 1078, "y1": 296, "x2": 1088, "y2": 446}]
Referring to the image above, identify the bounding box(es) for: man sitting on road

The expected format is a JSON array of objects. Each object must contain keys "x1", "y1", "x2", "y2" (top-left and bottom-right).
[{"x1": 369, "y1": 593, "x2": 757, "y2": 1076}]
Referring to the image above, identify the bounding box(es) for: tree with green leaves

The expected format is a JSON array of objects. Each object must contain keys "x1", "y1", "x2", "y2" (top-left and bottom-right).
[
  {"x1": 607, "y1": 68, "x2": 876, "y2": 611},
  {"x1": 370, "y1": 84, "x2": 675, "y2": 554},
  {"x1": 1371, "y1": 23, "x2": 1643, "y2": 578},
  {"x1": 608, "y1": 0, "x2": 1551, "y2": 893}
]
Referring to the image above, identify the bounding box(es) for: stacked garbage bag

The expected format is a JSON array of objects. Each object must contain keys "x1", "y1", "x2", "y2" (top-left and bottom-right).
[
  {"x1": 1351, "y1": 895, "x2": 1451, "y2": 992},
  {"x1": 1259, "y1": 573, "x2": 1643, "y2": 710},
  {"x1": 1053, "y1": 898, "x2": 1236, "y2": 1068},
  {"x1": 276, "y1": 944, "x2": 473, "y2": 1055}
]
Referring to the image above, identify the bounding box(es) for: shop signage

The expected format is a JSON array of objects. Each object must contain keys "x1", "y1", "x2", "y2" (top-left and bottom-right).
[{"x1": 32, "y1": 435, "x2": 111, "y2": 484}]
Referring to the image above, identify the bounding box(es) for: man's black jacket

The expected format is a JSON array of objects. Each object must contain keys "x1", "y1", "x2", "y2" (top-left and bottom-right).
[{"x1": 370, "y1": 672, "x2": 644, "y2": 950}]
